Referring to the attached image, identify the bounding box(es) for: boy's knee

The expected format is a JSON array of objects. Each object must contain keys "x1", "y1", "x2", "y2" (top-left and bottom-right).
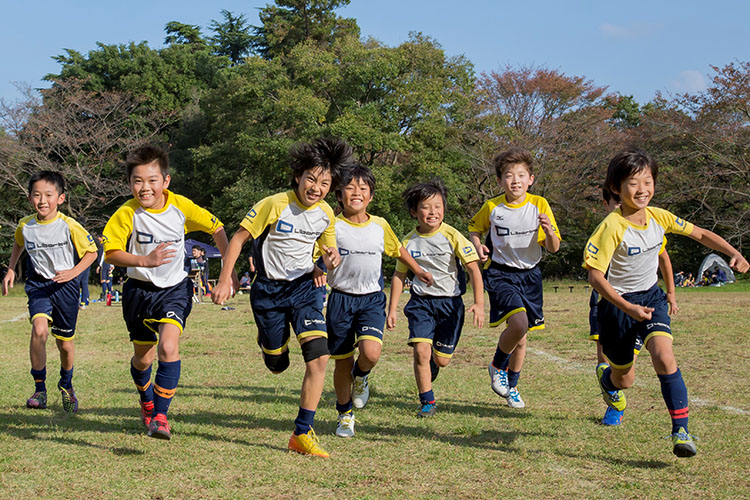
[
  {"x1": 263, "y1": 350, "x2": 290, "y2": 373},
  {"x1": 507, "y1": 313, "x2": 528, "y2": 335},
  {"x1": 301, "y1": 337, "x2": 329, "y2": 363},
  {"x1": 433, "y1": 355, "x2": 451, "y2": 368}
]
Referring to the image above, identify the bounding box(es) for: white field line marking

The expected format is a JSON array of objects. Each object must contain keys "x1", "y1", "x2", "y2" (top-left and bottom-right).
[
  {"x1": 2, "y1": 313, "x2": 27, "y2": 323},
  {"x1": 528, "y1": 347, "x2": 749, "y2": 416}
]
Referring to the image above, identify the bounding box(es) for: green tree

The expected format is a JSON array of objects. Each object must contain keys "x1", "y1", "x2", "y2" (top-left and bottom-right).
[
  {"x1": 165, "y1": 21, "x2": 205, "y2": 46},
  {"x1": 209, "y1": 10, "x2": 254, "y2": 65}
]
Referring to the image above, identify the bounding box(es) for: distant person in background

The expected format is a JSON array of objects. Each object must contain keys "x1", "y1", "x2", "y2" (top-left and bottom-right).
[{"x1": 96, "y1": 235, "x2": 113, "y2": 300}]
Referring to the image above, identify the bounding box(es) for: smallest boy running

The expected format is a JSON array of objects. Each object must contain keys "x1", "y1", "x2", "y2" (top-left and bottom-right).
[{"x1": 2, "y1": 171, "x2": 98, "y2": 412}]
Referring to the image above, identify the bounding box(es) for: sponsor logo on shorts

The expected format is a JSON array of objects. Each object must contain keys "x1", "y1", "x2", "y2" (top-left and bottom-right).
[
  {"x1": 166, "y1": 311, "x2": 183, "y2": 324},
  {"x1": 51, "y1": 326, "x2": 73, "y2": 333},
  {"x1": 534, "y1": 317, "x2": 544, "y2": 325},
  {"x1": 435, "y1": 341, "x2": 454, "y2": 349},
  {"x1": 646, "y1": 321, "x2": 669, "y2": 330},
  {"x1": 304, "y1": 318, "x2": 326, "y2": 326},
  {"x1": 360, "y1": 325, "x2": 383, "y2": 335}
]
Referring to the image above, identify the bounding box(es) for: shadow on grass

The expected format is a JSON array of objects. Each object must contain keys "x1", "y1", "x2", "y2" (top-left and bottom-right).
[{"x1": 559, "y1": 450, "x2": 672, "y2": 469}]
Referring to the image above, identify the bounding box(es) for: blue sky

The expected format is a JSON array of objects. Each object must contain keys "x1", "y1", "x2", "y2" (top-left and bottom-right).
[{"x1": 1, "y1": 0, "x2": 748, "y2": 104}]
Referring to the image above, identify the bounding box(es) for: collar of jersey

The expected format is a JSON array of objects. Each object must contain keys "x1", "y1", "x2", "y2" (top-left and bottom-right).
[
  {"x1": 501, "y1": 192, "x2": 530, "y2": 208},
  {"x1": 415, "y1": 222, "x2": 444, "y2": 237},
  {"x1": 289, "y1": 189, "x2": 322, "y2": 210},
  {"x1": 614, "y1": 207, "x2": 651, "y2": 230},
  {"x1": 34, "y1": 211, "x2": 62, "y2": 225},
  {"x1": 337, "y1": 212, "x2": 372, "y2": 227},
  {"x1": 140, "y1": 189, "x2": 173, "y2": 214}
]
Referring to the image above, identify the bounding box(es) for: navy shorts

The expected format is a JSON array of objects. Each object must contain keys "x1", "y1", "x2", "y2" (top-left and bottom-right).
[
  {"x1": 597, "y1": 284, "x2": 672, "y2": 369},
  {"x1": 326, "y1": 289, "x2": 386, "y2": 359},
  {"x1": 404, "y1": 294, "x2": 465, "y2": 359},
  {"x1": 26, "y1": 278, "x2": 80, "y2": 341},
  {"x1": 122, "y1": 277, "x2": 193, "y2": 345},
  {"x1": 588, "y1": 289, "x2": 600, "y2": 341},
  {"x1": 250, "y1": 274, "x2": 326, "y2": 356},
  {"x1": 484, "y1": 263, "x2": 544, "y2": 330}
]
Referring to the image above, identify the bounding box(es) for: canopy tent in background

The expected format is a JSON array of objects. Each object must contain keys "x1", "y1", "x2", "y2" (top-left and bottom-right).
[
  {"x1": 697, "y1": 254, "x2": 735, "y2": 283},
  {"x1": 185, "y1": 239, "x2": 221, "y2": 258}
]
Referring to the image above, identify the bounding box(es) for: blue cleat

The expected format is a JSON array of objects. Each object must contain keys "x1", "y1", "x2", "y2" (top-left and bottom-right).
[
  {"x1": 596, "y1": 363, "x2": 626, "y2": 412},
  {"x1": 601, "y1": 406, "x2": 624, "y2": 426}
]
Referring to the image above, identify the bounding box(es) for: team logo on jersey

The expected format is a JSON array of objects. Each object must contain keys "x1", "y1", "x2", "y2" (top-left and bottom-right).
[
  {"x1": 495, "y1": 226, "x2": 510, "y2": 236},
  {"x1": 87, "y1": 234, "x2": 94, "y2": 243},
  {"x1": 411, "y1": 250, "x2": 422, "y2": 258},
  {"x1": 462, "y1": 246, "x2": 474, "y2": 255},
  {"x1": 246, "y1": 209, "x2": 257, "y2": 219},
  {"x1": 675, "y1": 217, "x2": 685, "y2": 227},
  {"x1": 26, "y1": 241, "x2": 36, "y2": 250},
  {"x1": 136, "y1": 231, "x2": 154, "y2": 244},
  {"x1": 339, "y1": 248, "x2": 350, "y2": 256},
  {"x1": 276, "y1": 220, "x2": 293, "y2": 233},
  {"x1": 587, "y1": 242, "x2": 599, "y2": 255},
  {"x1": 627, "y1": 247, "x2": 641, "y2": 256}
]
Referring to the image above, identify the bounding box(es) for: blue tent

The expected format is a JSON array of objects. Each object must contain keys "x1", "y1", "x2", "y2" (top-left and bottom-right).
[{"x1": 185, "y1": 238, "x2": 221, "y2": 258}]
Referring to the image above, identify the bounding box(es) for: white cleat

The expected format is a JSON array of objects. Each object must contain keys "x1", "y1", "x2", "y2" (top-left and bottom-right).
[
  {"x1": 352, "y1": 374, "x2": 370, "y2": 409},
  {"x1": 506, "y1": 387, "x2": 525, "y2": 408},
  {"x1": 335, "y1": 412, "x2": 355, "y2": 438},
  {"x1": 489, "y1": 363, "x2": 510, "y2": 398}
]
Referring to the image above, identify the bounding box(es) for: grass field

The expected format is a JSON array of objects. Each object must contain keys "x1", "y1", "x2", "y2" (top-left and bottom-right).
[{"x1": 1, "y1": 282, "x2": 748, "y2": 499}]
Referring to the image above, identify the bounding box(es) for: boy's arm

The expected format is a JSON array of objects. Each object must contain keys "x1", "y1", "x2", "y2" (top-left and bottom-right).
[
  {"x1": 211, "y1": 226, "x2": 240, "y2": 294},
  {"x1": 588, "y1": 268, "x2": 654, "y2": 321},
  {"x1": 658, "y1": 250, "x2": 679, "y2": 315},
  {"x1": 397, "y1": 246, "x2": 434, "y2": 286},
  {"x1": 105, "y1": 243, "x2": 178, "y2": 268},
  {"x1": 538, "y1": 214, "x2": 561, "y2": 253},
  {"x1": 212, "y1": 227, "x2": 251, "y2": 305},
  {"x1": 386, "y1": 270, "x2": 407, "y2": 330},
  {"x1": 2, "y1": 242, "x2": 24, "y2": 296},
  {"x1": 469, "y1": 232, "x2": 490, "y2": 264},
  {"x1": 464, "y1": 260, "x2": 485, "y2": 328},
  {"x1": 688, "y1": 226, "x2": 749, "y2": 273},
  {"x1": 52, "y1": 251, "x2": 98, "y2": 283}
]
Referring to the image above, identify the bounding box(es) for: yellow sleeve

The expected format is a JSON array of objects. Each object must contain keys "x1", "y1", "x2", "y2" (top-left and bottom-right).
[
  {"x1": 650, "y1": 207, "x2": 694, "y2": 237},
  {"x1": 316, "y1": 202, "x2": 337, "y2": 249},
  {"x1": 468, "y1": 201, "x2": 492, "y2": 234},
  {"x1": 373, "y1": 216, "x2": 403, "y2": 258},
  {"x1": 395, "y1": 234, "x2": 413, "y2": 273},
  {"x1": 659, "y1": 236, "x2": 668, "y2": 255},
  {"x1": 172, "y1": 194, "x2": 223, "y2": 234},
  {"x1": 14, "y1": 216, "x2": 33, "y2": 246},
  {"x1": 535, "y1": 196, "x2": 562, "y2": 244},
  {"x1": 582, "y1": 214, "x2": 623, "y2": 273},
  {"x1": 239, "y1": 192, "x2": 285, "y2": 240},
  {"x1": 102, "y1": 201, "x2": 136, "y2": 253},
  {"x1": 443, "y1": 225, "x2": 479, "y2": 265},
  {"x1": 64, "y1": 215, "x2": 98, "y2": 258}
]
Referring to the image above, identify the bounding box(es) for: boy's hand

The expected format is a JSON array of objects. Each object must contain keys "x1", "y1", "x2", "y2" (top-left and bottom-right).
[
  {"x1": 230, "y1": 272, "x2": 240, "y2": 296},
  {"x1": 386, "y1": 311, "x2": 397, "y2": 330},
  {"x1": 477, "y1": 244, "x2": 490, "y2": 264},
  {"x1": 312, "y1": 266, "x2": 327, "y2": 288},
  {"x1": 143, "y1": 242, "x2": 177, "y2": 268},
  {"x1": 538, "y1": 214, "x2": 553, "y2": 233},
  {"x1": 52, "y1": 268, "x2": 78, "y2": 283},
  {"x1": 2, "y1": 269, "x2": 15, "y2": 296},
  {"x1": 468, "y1": 302, "x2": 485, "y2": 328},
  {"x1": 212, "y1": 280, "x2": 232, "y2": 305},
  {"x1": 626, "y1": 303, "x2": 654, "y2": 321},
  {"x1": 416, "y1": 270, "x2": 434, "y2": 287},
  {"x1": 729, "y1": 253, "x2": 749, "y2": 273},
  {"x1": 666, "y1": 291, "x2": 679, "y2": 315},
  {"x1": 321, "y1": 245, "x2": 341, "y2": 269}
]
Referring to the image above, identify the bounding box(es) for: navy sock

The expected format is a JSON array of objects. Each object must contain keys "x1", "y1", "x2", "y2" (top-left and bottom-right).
[
  {"x1": 153, "y1": 360, "x2": 180, "y2": 416},
  {"x1": 600, "y1": 366, "x2": 619, "y2": 392},
  {"x1": 419, "y1": 390, "x2": 435, "y2": 404},
  {"x1": 59, "y1": 366, "x2": 74, "y2": 390},
  {"x1": 352, "y1": 359, "x2": 370, "y2": 378},
  {"x1": 336, "y1": 399, "x2": 353, "y2": 414},
  {"x1": 294, "y1": 407, "x2": 316, "y2": 435},
  {"x1": 658, "y1": 369, "x2": 689, "y2": 433},
  {"x1": 31, "y1": 367, "x2": 46, "y2": 393},
  {"x1": 492, "y1": 348, "x2": 511, "y2": 371},
  {"x1": 499, "y1": 356, "x2": 510, "y2": 371},
  {"x1": 130, "y1": 362, "x2": 154, "y2": 403},
  {"x1": 507, "y1": 369, "x2": 520, "y2": 388}
]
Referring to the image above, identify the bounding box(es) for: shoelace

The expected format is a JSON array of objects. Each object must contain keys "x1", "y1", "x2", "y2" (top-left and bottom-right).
[
  {"x1": 354, "y1": 378, "x2": 366, "y2": 392},
  {"x1": 666, "y1": 431, "x2": 698, "y2": 441}
]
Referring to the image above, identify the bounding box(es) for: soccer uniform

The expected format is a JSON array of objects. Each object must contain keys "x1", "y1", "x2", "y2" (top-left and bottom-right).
[
  {"x1": 468, "y1": 193, "x2": 561, "y2": 330},
  {"x1": 240, "y1": 190, "x2": 336, "y2": 356},
  {"x1": 396, "y1": 223, "x2": 479, "y2": 359},
  {"x1": 102, "y1": 189, "x2": 222, "y2": 345},
  {"x1": 325, "y1": 214, "x2": 403, "y2": 359},
  {"x1": 15, "y1": 212, "x2": 97, "y2": 340},
  {"x1": 583, "y1": 207, "x2": 693, "y2": 368}
]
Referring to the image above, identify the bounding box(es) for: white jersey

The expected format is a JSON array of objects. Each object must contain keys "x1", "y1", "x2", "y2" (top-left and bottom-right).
[{"x1": 327, "y1": 214, "x2": 402, "y2": 294}]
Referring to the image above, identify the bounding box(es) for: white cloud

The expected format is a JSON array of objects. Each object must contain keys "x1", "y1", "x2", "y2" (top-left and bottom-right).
[{"x1": 671, "y1": 70, "x2": 707, "y2": 94}]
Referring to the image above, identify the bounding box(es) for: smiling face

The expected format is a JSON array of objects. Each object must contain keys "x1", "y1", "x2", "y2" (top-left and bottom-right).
[
  {"x1": 28, "y1": 180, "x2": 65, "y2": 221},
  {"x1": 338, "y1": 176, "x2": 373, "y2": 218},
  {"x1": 295, "y1": 166, "x2": 332, "y2": 207},
  {"x1": 129, "y1": 160, "x2": 170, "y2": 210},
  {"x1": 411, "y1": 193, "x2": 444, "y2": 233},
  {"x1": 498, "y1": 163, "x2": 534, "y2": 204},
  {"x1": 614, "y1": 168, "x2": 654, "y2": 216}
]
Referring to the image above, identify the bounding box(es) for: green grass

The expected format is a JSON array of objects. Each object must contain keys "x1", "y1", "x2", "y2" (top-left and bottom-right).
[{"x1": 1, "y1": 283, "x2": 748, "y2": 499}]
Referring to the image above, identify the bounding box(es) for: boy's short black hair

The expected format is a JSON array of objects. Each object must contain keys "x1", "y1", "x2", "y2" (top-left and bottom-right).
[
  {"x1": 602, "y1": 185, "x2": 612, "y2": 203},
  {"x1": 125, "y1": 144, "x2": 169, "y2": 179},
  {"x1": 604, "y1": 148, "x2": 658, "y2": 203},
  {"x1": 493, "y1": 147, "x2": 534, "y2": 177},
  {"x1": 402, "y1": 179, "x2": 447, "y2": 214},
  {"x1": 28, "y1": 170, "x2": 65, "y2": 195},
  {"x1": 289, "y1": 137, "x2": 355, "y2": 191},
  {"x1": 336, "y1": 163, "x2": 376, "y2": 203}
]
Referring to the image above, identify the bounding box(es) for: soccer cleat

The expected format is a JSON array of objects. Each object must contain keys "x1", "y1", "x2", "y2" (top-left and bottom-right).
[
  {"x1": 670, "y1": 427, "x2": 697, "y2": 457},
  {"x1": 596, "y1": 363, "x2": 626, "y2": 412},
  {"x1": 352, "y1": 374, "x2": 370, "y2": 409},
  {"x1": 335, "y1": 411, "x2": 355, "y2": 438},
  {"x1": 489, "y1": 363, "x2": 510, "y2": 397},
  {"x1": 147, "y1": 413, "x2": 172, "y2": 440},
  {"x1": 506, "y1": 387, "x2": 525, "y2": 408},
  {"x1": 26, "y1": 391, "x2": 47, "y2": 409},
  {"x1": 58, "y1": 384, "x2": 78, "y2": 413},
  {"x1": 416, "y1": 401, "x2": 436, "y2": 418},
  {"x1": 288, "y1": 428, "x2": 329, "y2": 457},
  {"x1": 430, "y1": 358, "x2": 440, "y2": 382},
  {"x1": 601, "y1": 406, "x2": 624, "y2": 426},
  {"x1": 139, "y1": 400, "x2": 154, "y2": 428}
]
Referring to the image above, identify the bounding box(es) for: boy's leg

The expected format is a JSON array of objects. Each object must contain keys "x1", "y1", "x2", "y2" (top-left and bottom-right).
[
  {"x1": 27, "y1": 316, "x2": 50, "y2": 408},
  {"x1": 131, "y1": 343, "x2": 157, "y2": 427},
  {"x1": 490, "y1": 312, "x2": 527, "y2": 397},
  {"x1": 55, "y1": 339, "x2": 76, "y2": 412},
  {"x1": 353, "y1": 339, "x2": 382, "y2": 409},
  {"x1": 505, "y1": 335, "x2": 526, "y2": 408},
  {"x1": 334, "y1": 356, "x2": 355, "y2": 408},
  {"x1": 413, "y1": 342, "x2": 436, "y2": 417},
  {"x1": 149, "y1": 323, "x2": 181, "y2": 439}
]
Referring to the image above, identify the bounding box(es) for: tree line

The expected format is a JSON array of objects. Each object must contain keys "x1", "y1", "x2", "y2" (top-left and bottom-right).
[{"x1": 1, "y1": 0, "x2": 748, "y2": 278}]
